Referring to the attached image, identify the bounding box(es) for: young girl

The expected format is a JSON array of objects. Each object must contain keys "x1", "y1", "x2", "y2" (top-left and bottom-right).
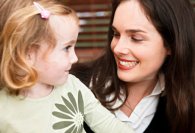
[{"x1": 0, "y1": 0, "x2": 134, "y2": 133}]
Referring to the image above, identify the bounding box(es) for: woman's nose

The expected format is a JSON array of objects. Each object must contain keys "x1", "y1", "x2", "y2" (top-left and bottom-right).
[{"x1": 113, "y1": 37, "x2": 129, "y2": 55}]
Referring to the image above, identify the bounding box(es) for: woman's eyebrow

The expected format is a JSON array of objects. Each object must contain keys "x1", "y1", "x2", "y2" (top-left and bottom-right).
[
  {"x1": 111, "y1": 26, "x2": 118, "y2": 32},
  {"x1": 125, "y1": 29, "x2": 146, "y2": 34},
  {"x1": 112, "y1": 25, "x2": 146, "y2": 33}
]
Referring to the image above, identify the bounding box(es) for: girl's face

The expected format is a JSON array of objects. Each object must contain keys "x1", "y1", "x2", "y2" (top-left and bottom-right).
[
  {"x1": 31, "y1": 15, "x2": 79, "y2": 86},
  {"x1": 111, "y1": 0, "x2": 170, "y2": 83}
]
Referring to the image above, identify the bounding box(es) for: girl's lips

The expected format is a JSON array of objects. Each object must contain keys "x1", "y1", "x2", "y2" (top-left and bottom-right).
[{"x1": 117, "y1": 58, "x2": 139, "y2": 70}]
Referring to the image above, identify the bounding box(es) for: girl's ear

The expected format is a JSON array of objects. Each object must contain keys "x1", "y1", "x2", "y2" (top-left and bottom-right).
[
  {"x1": 26, "y1": 44, "x2": 39, "y2": 66},
  {"x1": 26, "y1": 53, "x2": 35, "y2": 66}
]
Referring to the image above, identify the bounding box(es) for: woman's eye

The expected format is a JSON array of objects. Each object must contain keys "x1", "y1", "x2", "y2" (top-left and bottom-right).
[
  {"x1": 131, "y1": 35, "x2": 144, "y2": 42},
  {"x1": 113, "y1": 32, "x2": 120, "y2": 38}
]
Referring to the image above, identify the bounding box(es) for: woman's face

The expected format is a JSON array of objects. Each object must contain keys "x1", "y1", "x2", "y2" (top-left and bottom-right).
[{"x1": 111, "y1": 0, "x2": 170, "y2": 83}]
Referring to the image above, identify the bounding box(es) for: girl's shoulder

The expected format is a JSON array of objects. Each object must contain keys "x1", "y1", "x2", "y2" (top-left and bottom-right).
[
  {"x1": 55, "y1": 74, "x2": 91, "y2": 97},
  {"x1": 0, "y1": 89, "x2": 9, "y2": 110},
  {"x1": 65, "y1": 74, "x2": 90, "y2": 91}
]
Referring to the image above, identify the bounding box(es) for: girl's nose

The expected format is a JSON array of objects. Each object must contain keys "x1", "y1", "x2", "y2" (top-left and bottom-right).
[{"x1": 70, "y1": 50, "x2": 78, "y2": 64}]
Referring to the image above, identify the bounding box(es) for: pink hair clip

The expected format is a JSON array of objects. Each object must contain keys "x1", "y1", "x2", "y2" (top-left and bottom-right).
[{"x1": 33, "y1": 2, "x2": 50, "y2": 19}]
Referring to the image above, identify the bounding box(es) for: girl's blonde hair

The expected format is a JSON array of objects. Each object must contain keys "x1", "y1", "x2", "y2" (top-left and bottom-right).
[{"x1": 0, "y1": 0, "x2": 79, "y2": 95}]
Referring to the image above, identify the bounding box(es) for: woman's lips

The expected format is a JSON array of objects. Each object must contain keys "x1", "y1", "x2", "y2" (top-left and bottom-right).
[{"x1": 117, "y1": 58, "x2": 139, "y2": 70}]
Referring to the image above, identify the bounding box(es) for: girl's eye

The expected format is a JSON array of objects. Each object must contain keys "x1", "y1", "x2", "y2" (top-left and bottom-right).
[{"x1": 63, "y1": 45, "x2": 72, "y2": 52}]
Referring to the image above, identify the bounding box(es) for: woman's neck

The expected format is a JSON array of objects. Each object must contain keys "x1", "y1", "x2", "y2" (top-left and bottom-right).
[
  {"x1": 121, "y1": 77, "x2": 158, "y2": 116},
  {"x1": 127, "y1": 78, "x2": 158, "y2": 102}
]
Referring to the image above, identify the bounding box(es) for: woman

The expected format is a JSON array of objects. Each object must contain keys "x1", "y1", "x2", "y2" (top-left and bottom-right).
[{"x1": 71, "y1": 0, "x2": 195, "y2": 132}]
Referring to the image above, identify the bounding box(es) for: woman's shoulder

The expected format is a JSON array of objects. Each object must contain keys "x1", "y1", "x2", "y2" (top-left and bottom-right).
[{"x1": 144, "y1": 96, "x2": 171, "y2": 133}]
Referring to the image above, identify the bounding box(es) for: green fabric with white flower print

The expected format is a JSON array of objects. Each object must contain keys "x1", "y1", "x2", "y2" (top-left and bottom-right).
[{"x1": 52, "y1": 90, "x2": 84, "y2": 133}]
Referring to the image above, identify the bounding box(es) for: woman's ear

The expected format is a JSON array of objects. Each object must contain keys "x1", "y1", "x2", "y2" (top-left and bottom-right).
[{"x1": 167, "y1": 48, "x2": 171, "y2": 55}]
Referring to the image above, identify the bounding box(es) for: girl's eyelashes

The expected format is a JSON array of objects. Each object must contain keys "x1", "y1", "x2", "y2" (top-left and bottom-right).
[{"x1": 63, "y1": 45, "x2": 72, "y2": 52}]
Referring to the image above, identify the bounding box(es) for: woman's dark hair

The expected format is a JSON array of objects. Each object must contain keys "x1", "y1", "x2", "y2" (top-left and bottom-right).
[
  {"x1": 135, "y1": 0, "x2": 195, "y2": 132},
  {"x1": 72, "y1": 0, "x2": 195, "y2": 132}
]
